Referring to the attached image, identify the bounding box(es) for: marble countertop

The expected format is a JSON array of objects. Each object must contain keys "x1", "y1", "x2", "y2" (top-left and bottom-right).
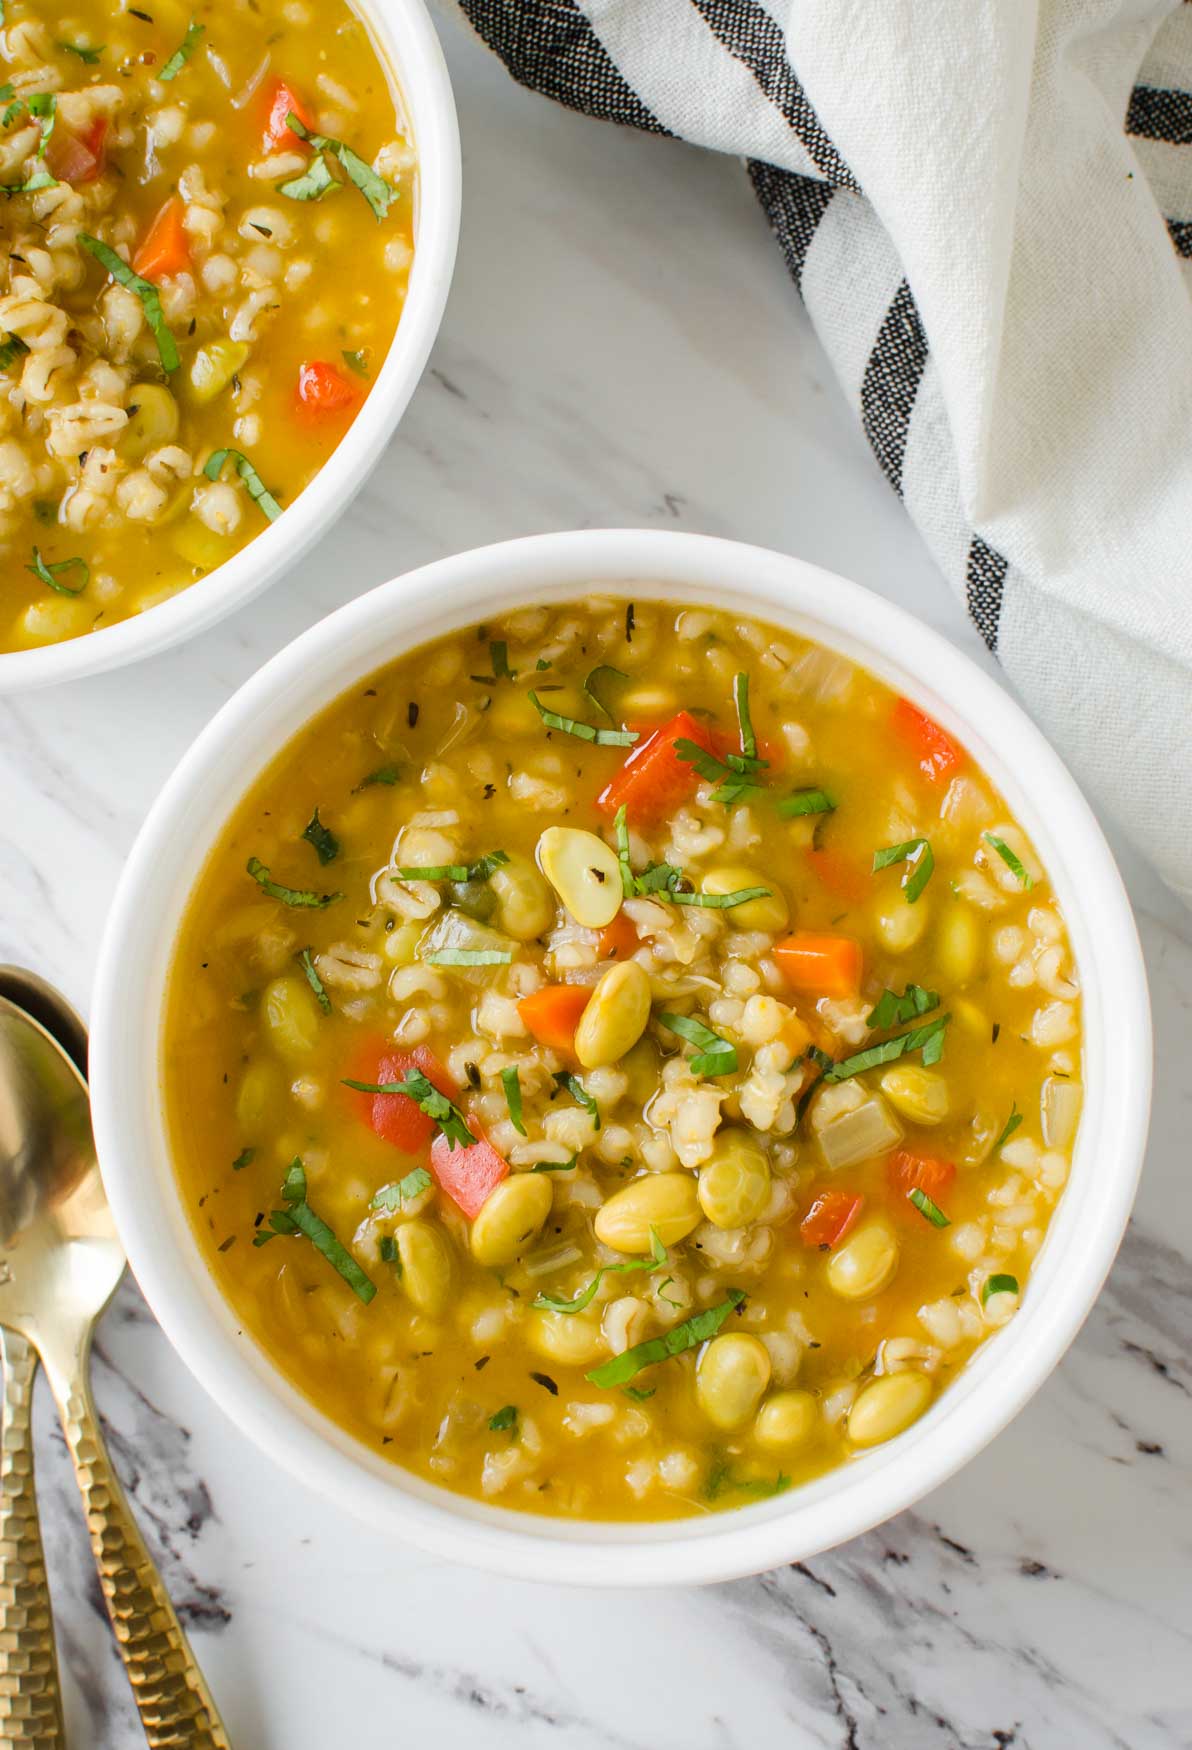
[{"x1": 4, "y1": 13, "x2": 1190, "y2": 1748}]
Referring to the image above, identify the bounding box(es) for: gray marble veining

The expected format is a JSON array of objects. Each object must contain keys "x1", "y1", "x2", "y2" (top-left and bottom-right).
[{"x1": 3, "y1": 13, "x2": 1189, "y2": 1747}]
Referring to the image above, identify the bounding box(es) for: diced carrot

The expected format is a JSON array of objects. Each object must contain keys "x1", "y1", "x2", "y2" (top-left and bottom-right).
[
  {"x1": 345, "y1": 1039, "x2": 457, "y2": 1154},
  {"x1": 888, "y1": 1150, "x2": 956, "y2": 1206},
  {"x1": 260, "y1": 76, "x2": 317, "y2": 153},
  {"x1": 517, "y1": 984, "x2": 590, "y2": 1053},
  {"x1": 891, "y1": 698, "x2": 964, "y2": 786},
  {"x1": 294, "y1": 359, "x2": 359, "y2": 423},
  {"x1": 430, "y1": 1132, "x2": 509, "y2": 1220},
  {"x1": 804, "y1": 846, "x2": 868, "y2": 904},
  {"x1": 133, "y1": 196, "x2": 191, "y2": 281},
  {"x1": 774, "y1": 932, "x2": 863, "y2": 999},
  {"x1": 598, "y1": 913, "x2": 638, "y2": 960},
  {"x1": 47, "y1": 116, "x2": 107, "y2": 185},
  {"x1": 596, "y1": 710, "x2": 717, "y2": 824},
  {"x1": 799, "y1": 1190, "x2": 864, "y2": 1248}
]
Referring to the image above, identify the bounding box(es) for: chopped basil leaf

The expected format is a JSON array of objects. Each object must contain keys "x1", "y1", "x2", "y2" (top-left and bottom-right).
[
  {"x1": 491, "y1": 639, "x2": 512, "y2": 679},
  {"x1": 378, "y1": 1234, "x2": 398, "y2": 1264},
  {"x1": 622, "y1": 1385, "x2": 655, "y2": 1402},
  {"x1": 993, "y1": 1104, "x2": 1023, "y2": 1152},
  {"x1": 673, "y1": 738, "x2": 764, "y2": 809},
  {"x1": 705, "y1": 1459, "x2": 791, "y2": 1502},
  {"x1": 825, "y1": 1014, "x2": 950, "y2": 1082},
  {"x1": 553, "y1": 1070, "x2": 601, "y2": 1130},
  {"x1": 204, "y1": 447, "x2": 281, "y2": 520},
  {"x1": 297, "y1": 947, "x2": 331, "y2": 1013},
  {"x1": 343, "y1": 1068, "x2": 475, "y2": 1151},
  {"x1": 278, "y1": 150, "x2": 339, "y2": 203},
  {"x1": 982, "y1": 1273, "x2": 1019, "y2": 1304},
  {"x1": 909, "y1": 1186, "x2": 950, "y2": 1228},
  {"x1": 732, "y1": 671, "x2": 760, "y2": 763},
  {"x1": 394, "y1": 850, "x2": 509, "y2": 883},
  {"x1": 287, "y1": 1202, "x2": 375, "y2": 1300},
  {"x1": 28, "y1": 92, "x2": 55, "y2": 157},
  {"x1": 873, "y1": 837, "x2": 935, "y2": 903},
  {"x1": 371, "y1": 1166, "x2": 433, "y2": 1211},
  {"x1": 301, "y1": 806, "x2": 339, "y2": 865},
  {"x1": 282, "y1": 1158, "x2": 307, "y2": 1203},
  {"x1": 529, "y1": 1371, "x2": 558, "y2": 1395},
  {"x1": 529, "y1": 690, "x2": 638, "y2": 747},
  {"x1": 529, "y1": 1154, "x2": 577, "y2": 1173},
  {"x1": 614, "y1": 804, "x2": 635, "y2": 899},
  {"x1": 423, "y1": 946, "x2": 513, "y2": 966},
  {"x1": 586, "y1": 1290, "x2": 746, "y2": 1387},
  {"x1": 669, "y1": 884, "x2": 771, "y2": 910},
  {"x1": 501, "y1": 1065, "x2": 526, "y2": 1135},
  {"x1": 57, "y1": 40, "x2": 104, "y2": 63},
  {"x1": 533, "y1": 1229, "x2": 666, "y2": 1315},
  {"x1": 657, "y1": 1012, "x2": 738, "y2": 1078},
  {"x1": 246, "y1": 856, "x2": 342, "y2": 908},
  {"x1": 342, "y1": 348, "x2": 369, "y2": 377},
  {"x1": 795, "y1": 1044, "x2": 835, "y2": 1126},
  {"x1": 159, "y1": 19, "x2": 204, "y2": 80},
  {"x1": 79, "y1": 234, "x2": 178, "y2": 372},
  {"x1": 582, "y1": 664, "x2": 628, "y2": 720},
  {"x1": 866, "y1": 984, "x2": 939, "y2": 1029},
  {"x1": 354, "y1": 763, "x2": 400, "y2": 791},
  {"x1": 27, "y1": 547, "x2": 88, "y2": 595},
  {"x1": 984, "y1": 833, "x2": 1034, "y2": 889},
  {"x1": 285, "y1": 112, "x2": 395, "y2": 219},
  {"x1": 777, "y1": 787, "x2": 836, "y2": 819},
  {"x1": 489, "y1": 1404, "x2": 518, "y2": 1433},
  {"x1": 231, "y1": 1147, "x2": 254, "y2": 1171}
]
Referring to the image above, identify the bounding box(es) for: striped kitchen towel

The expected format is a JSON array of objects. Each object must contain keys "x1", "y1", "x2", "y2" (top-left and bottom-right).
[{"x1": 446, "y1": 0, "x2": 1192, "y2": 902}]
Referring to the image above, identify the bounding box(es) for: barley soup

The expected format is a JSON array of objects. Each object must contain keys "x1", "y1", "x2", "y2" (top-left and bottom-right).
[
  {"x1": 0, "y1": 0, "x2": 416, "y2": 651},
  {"x1": 164, "y1": 599, "x2": 1082, "y2": 1519}
]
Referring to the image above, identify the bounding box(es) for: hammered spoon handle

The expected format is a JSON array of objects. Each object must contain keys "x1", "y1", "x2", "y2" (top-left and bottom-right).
[{"x1": 0, "y1": 1324, "x2": 65, "y2": 1748}]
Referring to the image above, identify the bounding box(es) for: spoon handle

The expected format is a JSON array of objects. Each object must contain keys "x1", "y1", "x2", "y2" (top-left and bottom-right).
[
  {"x1": 0, "y1": 1327, "x2": 65, "y2": 1748},
  {"x1": 44, "y1": 1350, "x2": 231, "y2": 1749}
]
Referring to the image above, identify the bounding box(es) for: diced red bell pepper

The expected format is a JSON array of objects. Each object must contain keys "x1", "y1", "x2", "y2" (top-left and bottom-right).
[
  {"x1": 345, "y1": 1040, "x2": 457, "y2": 1154},
  {"x1": 294, "y1": 359, "x2": 359, "y2": 423},
  {"x1": 46, "y1": 116, "x2": 108, "y2": 185},
  {"x1": 596, "y1": 710, "x2": 718, "y2": 824},
  {"x1": 597, "y1": 912, "x2": 639, "y2": 961},
  {"x1": 799, "y1": 1189, "x2": 864, "y2": 1249},
  {"x1": 888, "y1": 1150, "x2": 956, "y2": 1206},
  {"x1": 430, "y1": 1132, "x2": 509, "y2": 1220},
  {"x1": 260, "y1": 76, "x2": 317, "y2": 153},
  {"x1": 891, "y1": 698, "x2": 964, "y2": 786},
  {"x1": 803, "y1": 846, "x2": 868, "y2": 904}
]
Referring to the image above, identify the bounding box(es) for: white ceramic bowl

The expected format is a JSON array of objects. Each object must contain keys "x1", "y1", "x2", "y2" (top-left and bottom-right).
[
  {"x1": 0, "y1": 0, "x2": 460, "y2": 694},
  {"x1": 90, "y1": 530, "x2": 1152, "y2": 1585}
]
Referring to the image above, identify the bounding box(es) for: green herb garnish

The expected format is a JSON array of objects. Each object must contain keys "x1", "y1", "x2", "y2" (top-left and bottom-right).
[
  {"x1": 79, "y1": 234, "x2": 179, "y2": 372},
  {"x1": 669, "y1": 884, "x2": 771, "y2": 910},
  {"x1": 342, "y1": 348, "x2": 369, "y2": 378},
  {"x1": 582, "y1": 664, "x2": 628, "y2": 720},
  {"x1": 370, "y1": 1166, "x2": 433, "y2": 1211},
  {"x1": 657, "y1": 1012, "x2": 737, "y2": 1078},
  {"x1": 297, "y1": 947, "x2": 331, "y2": 1013},
  {"x1": 28, "y1": 92, "x2": 55, "y2": 157},
  {"x1": 231, "y1": 1147, "x2": 254, "y2": 1171},
  {"x1": 0, "y1": 332, "x2": 27, "y2": 372},
  {"x1": 529, "y1": 690, "x2": 638, "y2": 747},
  {"x1": 57, "y1": 40, "x2": 104, "y2": 63},
  {"x1": 622, "y1": 1385, "x2": 655, "y2": 1402},
  {"x1": 27, "y1": 547, "x2": 88, "y2": 595},
  {"x1": 794, "y1": 1043, "x2": 835, "y2": 1126},
  {"x1": 301, "y1": 807, "x2": 339, "y2": 865},
  {"x1": 824, "y1": 1014, "x2": 950, "y2": 1081},
  {"x1": 256, "y1": 1160, "x2": 376, "y2": 1302},
  {"x1": 159, "y1": 19, "x2": 204, "y2": 80},
  {"x1": 393, "y1": 851, "x2": 509, "y2": 883},
  {"x1": 586, "y1": 1290, "x2": 746, "y2": 1388},
  {"x1": 204, "y1": 447, "x2": 281, "y2": 520},
  {"x1": 909, "y1": 1187, "x2": 950, "y2": 1228},
  {"x1": 501, "y1": 1065, "x2": 526, "y2": 1135},
  {"x1": 866, "y1": 984, "x2": 939, "y2": 1029},
  {"x1": 284, "y1": 112, "x2": 395, "y2": 219},
  {"x1": 873, "y1": 837, "x2": 935, "y2": 903},
  {"x1": 533, "y1": 1229, "x2": 666, "y2": 1315},
  {"x1": 246, "y1": 856, "x2": 342, "y2": 908},
  {"x1": 553, "y1": 1070, "x2": 601, "y2": 1130},
  {"x1": 423, "y1": 946, "x2": 514, "y2": 967},
  {"x1": 529, "y1": 1154, "x2": 577, "y2": 1173},
  {"x1": 705, "y1": 1460, "x2": 791, "y2": 1502},
  {"x1": 777, "y1": 787, "x2": 836, "y2": 818},
  {"x1": 992, "y1": 1104, "x2": 1023, "y2": 1152},
  {"x1": 489, "y1": 1404, "x2": 518, "y2": 1433},
  {"x1": 675, "y1": 673, "x2": 769, "y2": 807},
  {"x1": 984, "y1": 833, "x2": 1034, "y2": 889},
  {"x1": 278, "y1": 152, "x2": 339, "y2": 203},
  {"x1": 983, "y1": 1273, "x2": 1019, "y2": 1304},
  {"x1": 344, "y1": 1068, "x2": 475, "y2": 1151},
  {"x1": 354, "y1": 764, "x2": 400, "y2": 791}
]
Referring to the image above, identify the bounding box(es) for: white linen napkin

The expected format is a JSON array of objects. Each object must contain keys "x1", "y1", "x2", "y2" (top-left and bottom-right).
[{"x1": 445, "y1": 0, "x2": 1192, "y2": 901}]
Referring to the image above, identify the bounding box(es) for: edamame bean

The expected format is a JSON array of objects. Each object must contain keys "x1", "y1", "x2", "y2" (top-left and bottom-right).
[
  {"x1": 395, "y1": 1220, "x2": 453, "y2": 1318},
  {"x1": 490, "y1": 851, "x2": 554, "y2": 940},
  {"x1": 261, "y1": 975, "x2": 321, "y2": 1059},
  {"x1": 754, "y1": 1390, "x2": 818, "y2": 1452},
  {"x1": 536, "y1": 827, "x2": 621, "y2": 928},
  {"x1": 121, "y1": 383, "x2": 179, "y2": 459},
  {"x1": 574, "y1": 960, "x2": 652, "y2": 1068},
  {"x1": 827, "y1": 1222, "x2": 899, "y2": 1300},
  {"x1": 880, "y1": 1065, "x2": 949, "y2": 1126},
  {"x1": 701, "y1": 864, "x2": 789, "y2": 934},
  {"x1": 594, "y1": 1173, "x2": 701, "y2": 1253},
  {"x1": 696, "y1": 1333, "x2": 772, "y2": 1430},
  {"x1": 527, "y1": 1308, "x2": 605, "y2": 1366},
  {"x1": 847, "y1": 1370, "x2": 933, "y2": 1447},
  {"x1": 470, "y1": 1175, "x2": 553, "y2": 1267},
  {"x1": 697, "y1": 1131, "x2": 770, "y2": 1229}
]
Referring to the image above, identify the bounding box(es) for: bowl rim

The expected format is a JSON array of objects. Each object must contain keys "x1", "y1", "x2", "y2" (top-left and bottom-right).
[
  {"x1": 0, "y1": 0, "x2": 461, "y2": 693},
  {"x1": 90, "y1": 529, "x2": 1152, "y2": 1586}
]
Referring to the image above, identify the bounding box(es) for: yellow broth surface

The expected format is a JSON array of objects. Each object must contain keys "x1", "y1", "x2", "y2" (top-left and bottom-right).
[
  {"x1": 164, "y1": 600, "x2": 1083, "y2": 1520},
  {"x1": 0, "y1": 0, "x2": 416, "y2": 651}
]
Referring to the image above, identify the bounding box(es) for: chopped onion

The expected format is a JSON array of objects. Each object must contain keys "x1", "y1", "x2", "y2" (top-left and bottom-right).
[
  {"x1": 524, "y1": 1242, "x2": 583, "y2": 1279},
  {"x1": 1041, "y1": 1076, "x2": 1082, "y2": 1151},
  {"x1": 230, "y1": 51, "x2": 271, "y2": 108},
  {"x1": 816, "y1": 1095, "x2": 902, "y2": 1170},
  {"x1": 417, "y1": 908, "x2": 514, "y2": 963}
]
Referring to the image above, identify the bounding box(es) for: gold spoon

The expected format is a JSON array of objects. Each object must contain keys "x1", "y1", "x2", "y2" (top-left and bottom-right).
[{"x1": 0, "y1": 989, "x2": 231, "y2": 1747}]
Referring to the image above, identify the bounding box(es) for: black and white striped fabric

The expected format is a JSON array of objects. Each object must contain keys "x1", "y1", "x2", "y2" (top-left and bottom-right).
[{"x1": 446, "y1": 0, "x2": 1192, "y2": 900}]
